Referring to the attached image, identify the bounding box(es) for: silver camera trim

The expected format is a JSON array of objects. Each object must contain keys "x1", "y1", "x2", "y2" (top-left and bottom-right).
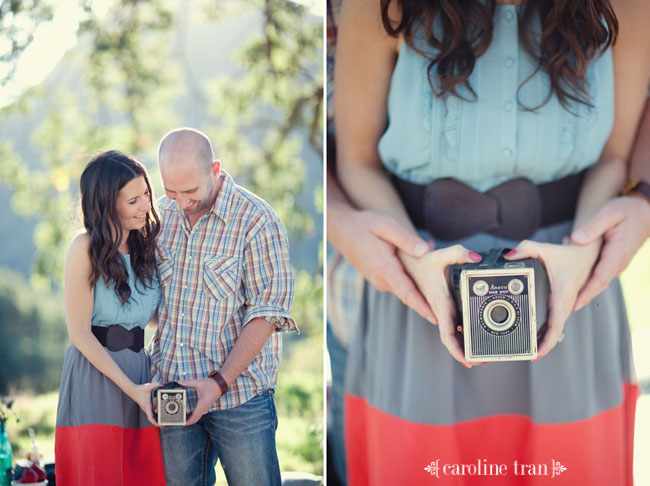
[
  {"x1": 157, "y1": 388, "x2": 187, "y2": 426},
  {"x1": 459, "y1": 267, "x2": 538, "y2": 363},
  {"x1": 483, "y1": 299, "x2": 517, "y2": 332}
]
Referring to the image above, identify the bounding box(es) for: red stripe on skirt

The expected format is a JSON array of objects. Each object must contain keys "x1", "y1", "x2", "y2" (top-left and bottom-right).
[
  {"x1": 345, "y1": 383, "x2": 638, "y2": 486},
  {"x1": 55, "y1": 424, "x2": 166, "y2": 486}
]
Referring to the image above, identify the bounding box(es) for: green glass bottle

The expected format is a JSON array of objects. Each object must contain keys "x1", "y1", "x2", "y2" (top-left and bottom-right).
[{"x1": 0, "y1": 422, "x2": 12, "y2": 486}]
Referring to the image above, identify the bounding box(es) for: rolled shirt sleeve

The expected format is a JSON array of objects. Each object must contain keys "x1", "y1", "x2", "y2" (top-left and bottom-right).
[{"x1": 243, "y1": 219, "x2": 298, "y2": 333}]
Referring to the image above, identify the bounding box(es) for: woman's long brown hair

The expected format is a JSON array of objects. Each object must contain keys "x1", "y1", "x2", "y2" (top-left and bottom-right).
[
  {"x1": 79, "y1": 151, "x2": 160, "y2": 305},
  {"x1": 381, "y1": 0, "x2": 617, "y2": 110}
]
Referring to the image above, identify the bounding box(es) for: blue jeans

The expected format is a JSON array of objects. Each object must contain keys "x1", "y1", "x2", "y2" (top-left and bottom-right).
[{"x1": 160, "y1": 390, "x2": 281, "y2": 486}]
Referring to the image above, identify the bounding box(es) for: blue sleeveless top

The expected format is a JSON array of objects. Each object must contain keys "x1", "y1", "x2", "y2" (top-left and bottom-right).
[
  {"x1": 378, "y1": 4, "x2": 614, "y2": 191},
  {"x1": 91, "y1": 253, "x2": 160, "y2": 330}
]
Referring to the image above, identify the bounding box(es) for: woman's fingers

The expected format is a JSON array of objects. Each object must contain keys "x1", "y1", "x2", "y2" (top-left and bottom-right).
[
  {"x1": 504, "y1": 240, "x2": 540, "y2": 260},
  {"x1": 537, "y1": 296, "x2": 568, "y2": 358},
  {"x1": 437, "y1": 301, "x2": 469, "y2": 367},
  {"x1": 506, "y1": 240, "x2": 576, "y2": 359},
  {"x1": 392, "y1": 269, "x2": 438, "y2": 324},
  {"x1": 434, "y1": 244, "x2": 482, "y2": 265},
  {"x1": 426, "y1": 245, "x2": 481, "y2": 368}
]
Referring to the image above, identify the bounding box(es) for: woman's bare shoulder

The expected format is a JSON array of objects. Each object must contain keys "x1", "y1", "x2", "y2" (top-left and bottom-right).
[
  {"x1": 66, "y1": 232, "x2": 92, "y2": 269},
  {"x1": 340, "y1": 0, "x2": 401, "y2": 52}
]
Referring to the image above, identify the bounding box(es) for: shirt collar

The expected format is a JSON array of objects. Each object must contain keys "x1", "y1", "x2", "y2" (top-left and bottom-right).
[
  {"x1": 165, "y1": 170, "x2": 234, "y2": 224},
  {"x1": 208, "y1": 170, "x2": 234, "y2": 223}
]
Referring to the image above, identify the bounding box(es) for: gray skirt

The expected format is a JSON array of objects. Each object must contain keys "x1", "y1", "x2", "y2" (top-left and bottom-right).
[
  {"x1": 55, "y1": 345, "x2": 166, "y2": 486},
  {"x1": 344, "y1": 221, "x2": 637, "y2": 485}
]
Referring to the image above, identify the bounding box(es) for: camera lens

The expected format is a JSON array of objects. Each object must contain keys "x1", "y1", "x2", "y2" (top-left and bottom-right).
[
  {"x1": 165, "y1": 400, "x2": 179, "y2": 415},
  {"x1": 483, "y1": 299, "x2": 517, "y2": 332},
  {"x1": 490, "y1": 305, "x2": 509, "y2": 324}
]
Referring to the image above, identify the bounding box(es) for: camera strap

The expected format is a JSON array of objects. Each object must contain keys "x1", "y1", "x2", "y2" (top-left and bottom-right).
[{"x1": 480, "y1": 248, "x2": 509, "y2": 267}]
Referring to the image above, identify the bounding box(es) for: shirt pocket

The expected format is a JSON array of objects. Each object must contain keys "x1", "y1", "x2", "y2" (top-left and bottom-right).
[
  {"x1": 156, "y1": 247, "x2": 175, "y2": 288},
  {"x1": 203, "y1": 255, "x2": 239, "y2": 300}
]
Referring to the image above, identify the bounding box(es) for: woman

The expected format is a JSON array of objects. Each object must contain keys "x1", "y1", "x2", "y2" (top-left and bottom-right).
[
  {"x1": 334, "y1": 0, "x2": 649, "y2": 484},
  {"x1": 55, "y1": 151, "x2": 166, "y2": 486}
]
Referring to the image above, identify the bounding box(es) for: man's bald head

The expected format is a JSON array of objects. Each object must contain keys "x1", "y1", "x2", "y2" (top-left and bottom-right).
[{"x1": 158, "y1": 127, "x2": 215, "y2": 173}]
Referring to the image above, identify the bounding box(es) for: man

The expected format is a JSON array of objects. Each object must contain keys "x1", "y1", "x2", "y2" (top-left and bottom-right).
[
  {"x1": 150, "y1": 127, "x2": 298, "y2": 486},
  {"x1": 571, "y1": 97, "x2": 650, "y2": 307}
]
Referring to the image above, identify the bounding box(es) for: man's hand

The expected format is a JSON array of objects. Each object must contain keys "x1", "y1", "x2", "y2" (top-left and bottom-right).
[
  {"x1": 331, "y1": 209, "x2": 436, "y2": 324},
  {"x1": 179, "y1": 377, "x2": 222, "y2": 426},
  {"x1": 571, "y1": 196, "x2": 650, "y2": 310}
]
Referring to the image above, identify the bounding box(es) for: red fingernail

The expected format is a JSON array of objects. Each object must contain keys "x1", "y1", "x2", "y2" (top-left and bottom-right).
[
  {"x1": 504, "y1": 249, "x2": 517, "y2": 257},
  {"x1": 469, "y1": 251, "x2": 482, "y2": 262}
]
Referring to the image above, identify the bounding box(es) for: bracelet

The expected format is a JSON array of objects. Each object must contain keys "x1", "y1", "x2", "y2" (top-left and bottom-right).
[{"x1": 208, "y1": 370, "x2": 229, "y2": 395}]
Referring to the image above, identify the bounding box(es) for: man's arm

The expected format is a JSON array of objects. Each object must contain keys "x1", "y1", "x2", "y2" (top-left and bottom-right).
[
  {"x1": 327, "y1": 169, "x2": 436, "y2": 324},
  {"x1": 572, "y1": 97, "x2": 650, "y2": 309},
  {"x1": 181, "y1": 317, "x2": 276, "y2": 424}
]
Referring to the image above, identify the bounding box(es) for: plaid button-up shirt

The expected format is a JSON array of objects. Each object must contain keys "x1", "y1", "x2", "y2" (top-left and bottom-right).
[{"x1": 150, "y1": 171, "x2": 298, "y2": 410}]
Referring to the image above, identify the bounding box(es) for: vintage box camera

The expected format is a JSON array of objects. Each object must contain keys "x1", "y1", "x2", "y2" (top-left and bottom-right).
[
  {"x1": 151, "y1": 382, "x2": 188, "y2": 426},
  {"x1": 450, "y1": 248, "x2": 549, "y2": 363}
]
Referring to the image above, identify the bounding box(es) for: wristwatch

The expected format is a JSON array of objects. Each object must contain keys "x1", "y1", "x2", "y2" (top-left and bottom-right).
[
  {"x1": 208, "y1": 370, "x2": 229, "y2": 395},
  {"x1": 621, "y1": 178, "x2": 650, "y2": 205}
]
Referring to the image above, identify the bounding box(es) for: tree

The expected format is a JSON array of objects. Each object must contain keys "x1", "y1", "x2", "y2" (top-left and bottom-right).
[
  {"x1": 1, "y1": 0, "x2": 178, "y2": 288},
  {"x1": 0, "y1": 0, "x2": 322, "y2": 360},
  {"x1": 0, "y1": 0, "x2": 54, "y2": 86}
]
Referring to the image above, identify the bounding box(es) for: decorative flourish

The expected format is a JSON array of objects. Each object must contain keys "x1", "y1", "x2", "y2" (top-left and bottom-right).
[
  {"x1": 551, "y1": 459, "x2": 567, "y2": 478},
  {"x1": 424, "y1": 459, "x2": 440, "y2": 478}
]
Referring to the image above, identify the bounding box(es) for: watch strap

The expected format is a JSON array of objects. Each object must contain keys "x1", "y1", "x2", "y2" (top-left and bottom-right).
[
  {"x1": 621, "y1": 179, "x2": 650, "y2": 206},
  {"x1": 208, "y1": 370, "x2": 229, "y2": 395}
]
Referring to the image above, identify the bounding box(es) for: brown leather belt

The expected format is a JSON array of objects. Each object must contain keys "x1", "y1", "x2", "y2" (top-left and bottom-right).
[
  {"x1": 92, "y1": 324, "x2": 144, "y2": 352},
  {"x1": 392, "y1": 170, "x2": 586, "y2": 241}
]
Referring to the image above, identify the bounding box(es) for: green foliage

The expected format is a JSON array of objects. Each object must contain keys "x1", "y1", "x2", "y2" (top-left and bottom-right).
[
  {"x1": 202, "y1": 0, "x2": 323, "y2": 342},
  {"x1": 0, "y1": 268, "x2": 67, "y2": 394},
  {"x1": 5, "y1": 391, "x2": 58, "y2": 457},
  {"x1": 275, "y1": 369, "x2": 323, "y2": 475},
  {"x1": 0, "y1": 0, "x2": 54, "y2": 85},
  {"x1": 0, "y1": 0, "x2": 179, "y2": 288}
]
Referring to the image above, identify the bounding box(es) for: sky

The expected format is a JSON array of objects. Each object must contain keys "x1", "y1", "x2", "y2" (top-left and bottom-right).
[{"x1": 0, "y1": 0, "x2": 323, "y2": 109}]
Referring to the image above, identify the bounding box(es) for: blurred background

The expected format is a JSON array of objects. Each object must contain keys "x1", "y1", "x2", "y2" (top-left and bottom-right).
[{"x1": 0, "y1": 0, "x2": 323, "y2": 482}]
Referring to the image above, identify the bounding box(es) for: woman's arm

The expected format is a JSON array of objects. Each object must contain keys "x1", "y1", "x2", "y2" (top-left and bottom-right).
[
  {"x1": 334, "y1": 0, "x2": 479, "y2": 366},
  {"x1": 334, "y1": 0, "x2": 413, "y2": 229},
  {"x1": 148, "y1": 309, "x2": 159, "y2": 330},
  {"x1": 65, "y1": 233, "x2": 158, "y2": 424}
]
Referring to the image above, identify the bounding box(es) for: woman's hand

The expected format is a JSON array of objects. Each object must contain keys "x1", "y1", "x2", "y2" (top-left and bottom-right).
[
  {"x1": 128, "y1": 382, "x2": 162, "y2": 427},
  {"x1": 504, "y1": 239, "x2": 601, "y2": 359},
  {"x1": 400, "y1": 245, "x2": 483, "y2": 368}
]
